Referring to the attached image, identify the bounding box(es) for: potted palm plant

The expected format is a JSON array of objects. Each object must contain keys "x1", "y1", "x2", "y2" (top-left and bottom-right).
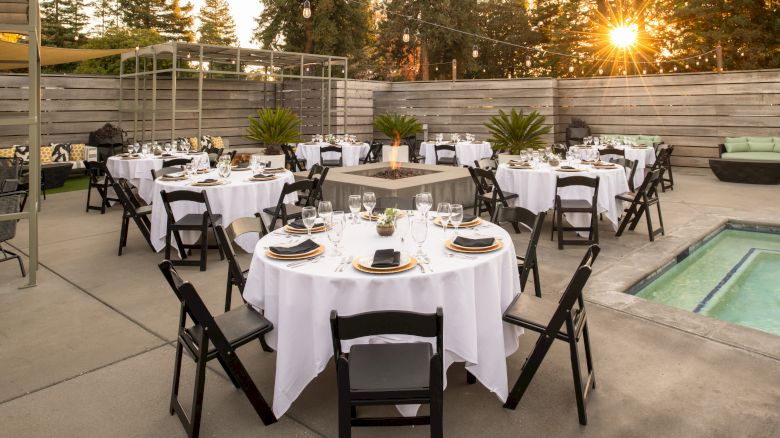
[
  {"x1": 246, "y1": 107, "x2": 301, "y2": 168},
  {"x1": 485, "y1": 109, "x2": 551, "y2": 163},
  {"x1": 373, "y1": 112, "x2": 423, "y2": 164}
]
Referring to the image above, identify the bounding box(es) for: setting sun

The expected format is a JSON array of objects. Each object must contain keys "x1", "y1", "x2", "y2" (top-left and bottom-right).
[{"x1": 609, "y1": 24, "x2": 638, "y2": 49}]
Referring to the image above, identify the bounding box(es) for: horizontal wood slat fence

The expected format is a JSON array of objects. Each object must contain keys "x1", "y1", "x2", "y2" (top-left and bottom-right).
[{"x1": 2, "y1": 69, "x2": 778, "y2": 167}]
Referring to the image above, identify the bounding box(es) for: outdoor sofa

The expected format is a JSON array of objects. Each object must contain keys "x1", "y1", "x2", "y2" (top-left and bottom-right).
[{"x1": 709, "y1": 137, "x2": 780, "y2": 185}]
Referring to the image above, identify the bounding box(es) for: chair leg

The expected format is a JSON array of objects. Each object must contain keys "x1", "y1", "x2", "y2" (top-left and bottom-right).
[
  {"x1": 199, "y1": 230, "x2": 208, "y2": 271},
  {"x1": 430, "y1": 389, "x2": 444, "y2": 438},
  {"x1": 566, "y1": 321, "x2": 588, "y2": 426},
  {"x1": 189, "y1": 353, "x2": 208, "y2": 438},
  {"x1": 557, "y1": 208, "x2": 564, "y2": 250},
  {"x1": 592, "y1": 211, "x2": 599, "y2": 245},
  {"x1": 582, "y1": 322, "x2": 596, "y2": 390},
  {"x1": 224, "y1": 278, "x2": 233, "y2": 312},
  {"x1": 259, "y1": 335, "x2": 275, "y2": 352},
  {"x1": 172, "y1": 230, "x2": 188, "y2": 260},
  {"x1": 18, "y1": 254, "x2": 26, "y2": 277},
  {"x1": 85, "y1": 185, "x2": 92, "y2": 212},
  {"x1": 645, "y1": 202, "x2": 655, "y2": 241},
  {"x1": 532, "y1": 264, "x2": 542, "y2": 298},
  {"x1": 466, "y1": 370, "x2": 477, "y2": 384},
  {"x1": 170, "y1": 340, "x2": 184, "y2": 415},
  {"x1": 164, "y1": 228, "x2": 173, "y2": 262},
  {"x1": 118, "y1": 216, "x2": 129, "y2": 256},
  {"x1": 550, "y1": 206, "x2": 556, "y2": 241},
  {"x1": 656, "y1": 202, "x2": 665, "y2": 236}
]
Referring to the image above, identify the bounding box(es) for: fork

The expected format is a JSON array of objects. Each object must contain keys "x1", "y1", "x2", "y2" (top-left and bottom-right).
[
  {"x1": 442, "y1": 248, "x2": 476, "y2": 260},
  {"x1": 287, "y1": 255, "x2": 322, "y2": 268},
  {"x1": 335, "y1": 255, "x2": 351, "y2": 272}
]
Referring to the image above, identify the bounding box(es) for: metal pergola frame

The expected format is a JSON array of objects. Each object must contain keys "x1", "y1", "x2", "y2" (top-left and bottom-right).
[
  {"x1": 118, "y1": 42, "x2": 349, "y2": 145},
  {"x1": 0, "y1": 0, "x2": 41, "y2": 287}
]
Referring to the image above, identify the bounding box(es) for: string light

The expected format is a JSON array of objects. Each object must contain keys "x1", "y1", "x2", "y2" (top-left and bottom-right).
[
  {"x1": 302, "y1": 0, "x2": 311, "y2": 19},
  {"x1": 673, "y1": 65, "x2": 678, "y2": 72},
  {"x1": 659, "y1": 67, "x2": 664, "y2": 73},
  {"x1": 568, "y1": 65, "x2": 574, "y2": 73},
  {"x1": 642, "y1": 68, "x2": 647, "y2": 75},
  {"x1": 598, "y1": 68, "x2": 604, "y2": 75},
  {"x1": 402, "y1": 27, "x2": 410, "y2": 43},
  {"x1": 472, "y1": 45, "x2": 479, "y2": 58},
  {"x1": 525, "y1": 57, "x2": 531, "y2": 68}
]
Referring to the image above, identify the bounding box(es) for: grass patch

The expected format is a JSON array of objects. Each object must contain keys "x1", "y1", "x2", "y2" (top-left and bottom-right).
[{"x1": 46, "y1": 175, "x2": 90, "y2": 195}]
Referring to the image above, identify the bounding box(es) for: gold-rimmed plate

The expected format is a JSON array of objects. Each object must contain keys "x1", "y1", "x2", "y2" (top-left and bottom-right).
[
  {"x1": 508, "y1": 165, "x2": 534, "y2": 170},
  {"x1": 355, "y1": 253, "x2": 413, "y2": 271},
  {"x1": 445, "y1": 239, "x2": 503, "y2": 253},
  {"x1": 433, "y1": 217, "x2": 481, "y2": 228},
  {"x1": 284, "y1": 224, "x2": 328, "y2": 234},
  {"x1": 360, "y1": 211, "x2": 408, "y2": 221},
  {"x1": 352, "y1": 256, "x2": 418, "y2": 274},
  {"x1": 556, "y1": 167, "x2": 582, "y2": 173},
  {"x1": 191, "y1": 180, "x2": 226, "y2": 187},
  {"x1": 249, "y1": 176, "x2": 277, "y2": 182},
  {"x1": 265, "y1": 244, "x2": 325, "y2": 260}
]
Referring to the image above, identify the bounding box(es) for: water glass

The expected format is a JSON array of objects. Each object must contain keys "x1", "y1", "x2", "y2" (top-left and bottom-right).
[
  {"x1": 437, "y1": 202, "x2": 451, "y2": 231},
  {"x1": 450, "y1": 204, "x2": 464, "y2": 237},
  {"x1": 411, "y1": 218, "x2": 428, "y2": 258},
  {"x1": 362, "y1": 192, "x2": 376, "y2": 217},
  {"x1": 318, "y1": 200, "x2": 333, "y2": 224},
  {"x1": 348, "y1": 195, "x2": 362, "y2": 224},
  {"x1": 327, "y1": 211, "x2": 345, "y2": 255},
  {"x1": 302, "y1": 206, "x2": 317, "y2": 238}
]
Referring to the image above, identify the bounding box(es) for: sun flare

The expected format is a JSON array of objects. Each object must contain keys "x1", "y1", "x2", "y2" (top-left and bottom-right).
[{"x1": 609, "y1": 24, "x2": 638, "y2": 50}]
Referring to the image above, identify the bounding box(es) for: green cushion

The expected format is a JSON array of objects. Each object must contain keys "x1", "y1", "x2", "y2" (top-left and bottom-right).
[
  {"x1": 724, "y1": 142, "x2": 749, "y2": 153},
  {"x1": 721, "y1": 152, "x2": 780, "y2": 162},
  {"x1": 746, "y1": 137, "x2": 772, "y2": 143},
  {"x1": 639, "y1": 135, "x2": 662, "y2": 143},
  {"x1": 748, "y1": 141, "x2": 775, "y2": 152},
  {"x1": 724, "y1": 137, "x2": 747, "y2": 143},
  {"x1": 623, "y1": 135, "x2": 640, "y2": 142},
  {"x1": 635, "y1": 139, "x2": 654, "y2": 147},
  {"x1": 774, "y1": 138, "x2": 780, "y2": 153}
]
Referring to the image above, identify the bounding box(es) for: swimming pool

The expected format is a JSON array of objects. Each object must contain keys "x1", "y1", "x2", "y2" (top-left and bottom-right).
[{"x1": 631, "y1": 225, "x2": 780, "y2": 336}]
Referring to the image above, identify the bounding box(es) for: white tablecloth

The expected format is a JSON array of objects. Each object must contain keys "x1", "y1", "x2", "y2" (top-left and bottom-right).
[
  {"x1": 243, "y1": 218, "x2": 522, "y2": 418},
  {"x1": 495, "y1": 163, "x2": 630, "y2": 231},
  {"x1": 149, "y1": 169, "x2": 297, "y2": 252},
  {"x1": 106, "y1": 153, "x2": 210, "y2": 203},
  {"x1": 421, "y1": 141, "x2": 493, "y2": 166},
  {"x1": 295, "y1": 142, "x2": 369, "y2": 169},
  {"x1": 571, "y1": 146, "x2": 656, "y2": 188}
]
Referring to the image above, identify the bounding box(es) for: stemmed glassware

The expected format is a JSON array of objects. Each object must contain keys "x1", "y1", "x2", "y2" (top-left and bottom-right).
[
  {"x1": 362, "y1": 192, "x2": 376, "y2": 219},
  {"x1": 348, "y1": 195, "x2": 361, "y2": 224},
  {"x1": 395, "y1": 213, "x2": 410, "y2": 250},
  {"x1": 318, "y1": 200, "x2": 333, "y2": 224},
  {"x1": 450, "y1": 204, "x2": 463, "y2": 238},
  {"x1": 411, "y1": 217, "x2": 428, "y2": 259},
  {"x1": 164, "y1": 142, "x2": 172, "y2": 154},
  {"x1": 327, "y1": 211, "x2": 345, "y2": 255},
  {"x1": 437, "y1": 202, "x2": 451, "y2": 233},
  {"x1": 415, "y1": 192, "x2": 433, "y2": 219},
  {"x1": 302, "y1": 206, "x2": 317, "y2": 238}
]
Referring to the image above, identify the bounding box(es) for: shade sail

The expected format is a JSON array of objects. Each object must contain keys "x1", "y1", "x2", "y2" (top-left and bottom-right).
[{"x1": 0, "y1": 40, "x2": 132, "y2": 70}]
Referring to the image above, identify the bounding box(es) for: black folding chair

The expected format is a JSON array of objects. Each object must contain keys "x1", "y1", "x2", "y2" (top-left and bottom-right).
[
  {"x1": 616, "y1": 168, "x2": 665, "y2": 241},
  {"x1": 550, "y1": 175, "x2": 600, "y2": 250},
  {"x1": 657, "y1": 144, "x2": 674, "y2": 192},
  {"x1": 360, "y1": 141, "x2": 383, "y2": 164},
  {"x1": 608, "y1": 157, "x2": 638, "y2": 192},
  {"x1": 320, "y1": 145, "x2": 343, "y2": 167},
  {"x1": 492, "y1": 205, "x2": 546, "y2": 297},
  {"x1": 598, "y1": 147, "x2": 624, "y2": 158},
  {"x1": 330, "y1": 308, "x2": 444, "y2": 438},
  {"x1": 151, "y1": 166, "x2": 183, "y2": 180},
  {"x1": 434, "y1": 144, "x2": 457, "y2": 166},
  {"x1": 281, "y1": 144, "x2": 306, "y2": 171},
  {"x1": 213, "y1": 217, "x2": 267, "y2": 312},
  {"x1": 160, "y1": 190, "x2": 224, "y2": 271},
  {"x1": 261, "y1": 179, "x2": 316, "y2": 231},
  {"x1": 0, "y1": 189, "x2": 26, "y2": 276},
  {"x1": 502, "y1": 245, "x2": 600, "y2": 425},
  {"x1": 296, "y1": 164, "x2": 329, "y2": 207},
  {"x1": 375, "y1": 196, "x2": 415, "y2": 211},
  {"x1": 468, "y1": 167, "x2": 519, "y2": 226},
  {"x1": 163, "y1": 158, "x2": 193, "y2": 168},
  {"x1": 113, "y1": 179, "x2": 154, "y2": 256},
  {"x1": 404, "y1": 136, "x2": 424, "y2": 163},
  {"x1": 84, "y1": 160, "x2": 118, "y2": 214},
  {"x1": 158, "y1": 261, "x2": 276, "y2": 438},
  {"x1": 474, "y1": 158, "x2": 498, "y2": 171}
]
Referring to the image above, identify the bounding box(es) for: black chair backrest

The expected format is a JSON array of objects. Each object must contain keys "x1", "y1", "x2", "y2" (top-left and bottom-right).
[
  {"x1": 160, "y1": 189, "x2": 216, "y2": 224},
  {"x1": 652, "y1": 146, "x2": 673, "y2": 171},
  {"x1": 554, "y1": 245, "x2": 599, "y2": 309},
  {"x1": 320, "y1": 145, "x2": 342, "y2": 155},
  {"x1": 84, "y1": 160, "x2": 110, "y2": 184},
  {"x1": 474, "y1": 158, "x2": 498, "y2": 171},
  {"x1": 112, "y1": 179, "x2": 140, "y2": 214},
  {"x1": 308, "y1": 166, "x2": 329, "y2": 206},
  {"x1": 493, "y1": 205, "x2": 544, "y2": 235},
  {"x1": 215, "y1": 217, "x2": 267, "y2": 289},
  {"x1": 470, "y1": 167, "x2": 510, "y2": 200},
  {"x1": 330, "y1": 308, "x2": 443, "y2": 358},
  {"x1": 599, "y1": 147, "x2": 624, "y2": 157},
  {"x1": 376, "y1": 196, "x2": 415, "y2": 211},
  {"x1": 268, "y1": 180, "x2": 316, "y2": 229},
  {"x1": 556, "y1": 175, "x2": 599, "y2": 190},
  {"x1": 151, "y1": 166, "x2": 181, "y2": 180},
  {"x1": 365, "y1": 141, "x2": 383, "y2": 162},
  {"x1": 637, "y1": 168, "x2": 663, "y2": 199},
  {"x1": 435, "y1": 144, "x2": 456, "y2": 153},
  {"x1": 608, "y1": 157, "x2": 638, "y2": 191},
  {"x1": 226, "y1": 150, "x2": 237, "y2": 162},
  {"x1": 163, "y1": 158, "x2": 193, "y2": 168},
  {"x1": 281, "y1": 144, "x2": 298, "y2": 169}
]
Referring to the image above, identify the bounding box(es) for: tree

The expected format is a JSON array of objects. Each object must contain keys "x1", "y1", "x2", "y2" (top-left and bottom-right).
[
  {"x1": 473, "y1": 0, "x2": 539, "y2": 79},
  {"x1": 90, "y1": 0, "x2": 121, "y2": 36},
  {"x1": 41, "y1": 0, "x2": 90, "y2": 48},
  {"x1": 116, "y1": 0, "x2": 194, "y2": 42},
  {"x1": 254, "y1": 0, "x2": 373, "y2": 77},
  {"x1": 74, "y1": 27, "x2": 166, "y2": 75},
  {"x1": 198, "y1": 0, "x2": 238, "y2": 46},
  {"x1": 160, "y1": 0, "x2": 195, "y2": 42}
]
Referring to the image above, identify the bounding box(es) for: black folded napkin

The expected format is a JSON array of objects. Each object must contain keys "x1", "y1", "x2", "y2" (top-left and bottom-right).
[
  {"x1": 269, "y1": 239, "x2": 319, "y2": 255},
  {"x1": 453, "y1": 236, "x2": 495, "y2": 248},
  {"x1": 197, "y1": 178, "x2": 217, "y2": 184},
  {"x1": 287, "y1": 219, "x2": 318, "y2": 229},
  {"x1": 560, "y1": 166, "x2": 576, "y2": 170},
  {"x1": 253, "y1": 173, "x2": 272, "y2": 179},
  {"x1": 461, "y1": 214, "x2": 478, "y2": 223},
  {"x1": 372, "y1": 249, "x2": 401, "y2": 268},
  {"x1": 508, "y1": 160, "x2": 528, "y2": 164},
  {"x1": 265, "y1": 167, "x2": 285, "y2": 173},
  {"x1": 161, "y1": 153, "x2": 174, "y2": 157}
]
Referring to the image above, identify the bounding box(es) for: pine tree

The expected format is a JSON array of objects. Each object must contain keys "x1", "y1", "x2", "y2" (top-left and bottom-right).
[
  {"x1": 116, "y1": 0, "x2": 167, "y2": 29},
  {"x1": 90, "y1": 0, "x2": 121, "y2": 36},
  {"x1": 198, "y1": 0, "x2": 238, "y2": 46},
  {"x1": 160, "y1": 0, "x2": 195, "y2": 42},
  {"x1": 41, "y1": 0, "x2": 89, "y2": 47}
]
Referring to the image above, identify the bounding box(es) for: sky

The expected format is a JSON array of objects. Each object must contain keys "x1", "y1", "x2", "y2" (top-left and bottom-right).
[{"x1": 187, "y1": 0, "x2": 262, "y2": 47}]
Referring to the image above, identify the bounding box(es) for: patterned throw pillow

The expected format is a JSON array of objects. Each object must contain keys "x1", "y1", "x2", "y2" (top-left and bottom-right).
[
  {"x1": 52, "y1": 143, "x2": 72, "y2": 162},
  {"x1": 201, "y1": 135, "x2": 214, "y2": 150},
  {"x1": 188, "y1": 137, "x2": 200, "y2": 151},
  {"x1": 40, "y1": 145, "x2": 54, "y2": 163},
  {"x1": 70, "y1": 143, "x2": 85, "y2": 161},
  {"x1": 14, "y1": 145, "x2": 29, "y2": 162},
  {"x1": 176, "y1": 137, "x2": 192, "y2": 151},
  {"x1": 212, "y1": 136, "x2": 225, "y2": 149},
  {"x1": 0, "y1": 146, "x2": 15, "y2": 158}
]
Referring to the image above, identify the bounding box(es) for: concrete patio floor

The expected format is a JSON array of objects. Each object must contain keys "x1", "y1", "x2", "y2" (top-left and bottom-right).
[{"x1": 1, "y1": 168, "x2": 778, "y2": 437}]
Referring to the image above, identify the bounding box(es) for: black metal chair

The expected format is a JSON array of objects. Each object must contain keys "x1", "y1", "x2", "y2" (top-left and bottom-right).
[
  {"x1": 0, "y1": 189, "x2": 26, "y2": 276},
  {"x1": 616, "y1": 168, "x2": 665, "y2": 241},
  {"x1": 360, "y1": 141, "x2": 383, "y2": 164},
  {"x1": 113, "y1": 179, "x2": 154, "y2": 256},
  {"x1": 608, "y1": 157, "x2": 638, "y2": 192},
  {"x1": 404, "y1": 136, "x2": 424, "y2": 163},
  {"x1": 213, "y1": 217, "x2": 268, "y2": 312},
  {"x1": 296, "y1": 164, "x2": 329, "y2": 207},
  {"x1": 262, "y1": 179, "x2": 316, "y2": 231},
  {"x1": 375, "y1": 196, "x2": 415, "y2": 211},
  {"x1": 158, "y1": 261, "x2": 276, "y2": 438},
  {"x1": 502, "y1": 245, "x2": 600, "y2": 425},
  {"x1": 550, "y1": 176, "x2": 600, "y2": 250},
  {"x1": 151, "y1": 166, "x2": 184, "y2": 180},
  {"x1": 84, "y1": 160, "x2": 118, "y2": 214},
  {"x1": 320, "y1": 145, "x2": 343, "y2": 167},
  {"x1": 282, "y1": 144, "x2": 306, "y2": 171},
  {"x1": 656, "y1": 144, "x2": 674, "y2": 192},
  {"x1": 0, "y1": 157, "x2": 22, "y2": 188},
  {"x1": 330, "y1": 308, "x2": 444, "y2": 438},
  {"x1": 492, "y1": 205, "x2": 546, "y2": 297},
  {"x1": 434, "y1": 144, "x2": 457, "y2": 166},
  {"x1": 468, "y1": 167, "x2": 519, "y2": 225},
  {"x1": 598, "y1": 147, "x2": 624, "y2": 158},
  {"x1": 163, "y1": 157, "x2": 193, "y2": 168},
  {"x1": 160, "y1": 190, "x2": 224, "y2": 271}
]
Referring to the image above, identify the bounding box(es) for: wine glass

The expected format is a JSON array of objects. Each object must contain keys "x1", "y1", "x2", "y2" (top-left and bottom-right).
[
  {"x1": 302, "y1": 206, "x2": 317, "y2": 238},
  {"x1": 450, "y1": 204, "x2": 463, "y2": 238},
  {"x1": 348, "y1": 195, "x2": 361, "y2": 224},
  {"x1": 327, "y1": 211, "x2": 345, "y2": 255},
  {"x1": 318, "y1": 200, "x2": 333, "y2": 224},
  {"x1": 395, "y1": 213, "x2": 410, "y2": 250},
  {"x1": 415, "y1": 192, "x2": 433, "y2": 219},
  {"x1": 411, "y1": 217, "x2": 428, "y2": 259},
  {"x1": 437, "y1": 202, "x2": 451, "y2": 232},
  {"x1": 164, "y1": 142, "x2": 172, "y2": 154},
  {"x1": 362, "y1": 192, "x2": 376, "y2": 219}
]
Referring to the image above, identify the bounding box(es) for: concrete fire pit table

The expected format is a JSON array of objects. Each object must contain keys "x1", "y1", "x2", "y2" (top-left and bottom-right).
[{"x1": 295, "y1": 162, "x2": 475, "y2": 210}]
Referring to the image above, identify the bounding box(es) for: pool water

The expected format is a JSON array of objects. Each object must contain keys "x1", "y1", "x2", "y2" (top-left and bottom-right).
[{"x1": 634, "y1": 228, "x2": 780, "y2": 336}]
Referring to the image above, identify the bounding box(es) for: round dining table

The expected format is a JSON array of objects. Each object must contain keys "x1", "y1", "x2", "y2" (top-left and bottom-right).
[
  {"x1": 494, "y1": 162, "x2": 630, "y2": 231},
  {"x1": 295, "y1": 141, "x2": 370, "y2": 169},
  {"x1": 571, "y1": 145, "x2": 656, "y2": 188},
  {"x1": 421, "y1": 141, "x2": 493, "y2": 166},
  {"x1": 106, "y1": 152, "x2": 210, "y2": 203},
  {"x1": 242, "y1": 217, "x2": 522, "y2": 418},
  {"x1": 149, "y1": 168, "x2": 297, "y2": 253}
]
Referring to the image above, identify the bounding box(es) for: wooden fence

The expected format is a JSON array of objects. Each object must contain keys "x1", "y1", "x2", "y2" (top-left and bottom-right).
[{"x1": 2, "y1": 69, "x2": 778, "y2": 167}]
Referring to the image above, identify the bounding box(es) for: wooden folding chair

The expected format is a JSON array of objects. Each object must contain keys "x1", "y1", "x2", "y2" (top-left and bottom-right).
[{"x1": 616, "y1": 168, "x2": 665, "y2": 241}]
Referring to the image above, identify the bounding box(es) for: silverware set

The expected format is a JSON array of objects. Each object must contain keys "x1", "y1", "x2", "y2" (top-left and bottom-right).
[
  {"x1": 286, "y1": 255, "x2": 323, "y2": 268},
  {"x1": 335, "y1": 254, "x2": 352, "y2": 272},
  {"x1": 442, "y1": 248, "x2": 476, "y2": 260}
]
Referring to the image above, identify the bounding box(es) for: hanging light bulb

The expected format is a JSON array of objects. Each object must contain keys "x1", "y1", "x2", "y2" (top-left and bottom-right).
[
  {"x1": 186, "y1": 52, "x2": 191, "y2": 59},
  {"x1": 472, "y1": 45, "x2": 479, "y2": 58},
  {"x1": 673, "y1": 65, "x2": 678, "y2": 72},
  {"x1": 642, "y1": 68, "x2": 647, "y2": 75},
  {"x1": 740, "y1": 51, "x2": 745, "y2": 57},
  {"x1": 74, "y1": 35, "x2": 79, "y2": 41},
  {"x1": 302, "y1": 0, "x2": 311, "y2": 19},
  {"x1": 482, "y1": 68, "x2": 486, "y2": 73},
  {"x1": 696, "y1": 60, "x2": 700, "y2": 66},
  {"x1": 435, "y1": 66, "x2": 439, "y2": 71},
  {"x1": 402, "y1": 27, "x2": 410, "y2": 43},
  {"x1": 598, "y1": 68, "x2": 604, "y2": 75},
  {"x1": 660, "y1": 67, "x2": 664, "y2": 73},
  {"x1": 685, "y1": 64, "x2": 690, "y2": 69},
  {"x1": 568, "y1": 65, "x2": 574, "y2": 73},
  {"x1": 525, "y1": 56, "x2": 532, "y2": 68}
]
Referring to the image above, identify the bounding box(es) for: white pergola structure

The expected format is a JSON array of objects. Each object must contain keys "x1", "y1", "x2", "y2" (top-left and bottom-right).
[{"x1": 118, "y1": 42, "x2": 349, "y2": 146}]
